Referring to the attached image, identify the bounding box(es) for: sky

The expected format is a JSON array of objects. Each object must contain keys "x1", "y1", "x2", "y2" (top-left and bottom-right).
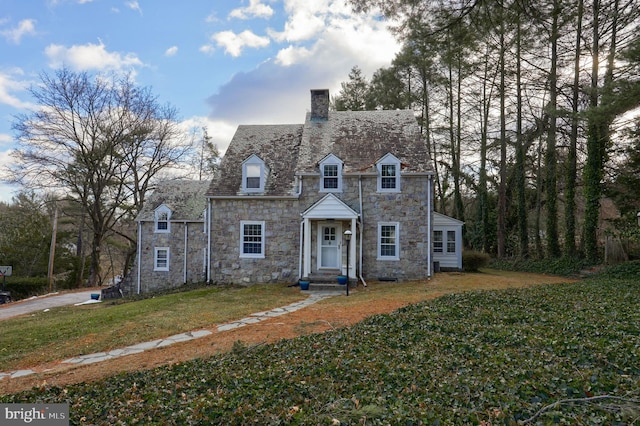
[{"x1": 0, "y1": 0, "x2": 402, "y2": 202}]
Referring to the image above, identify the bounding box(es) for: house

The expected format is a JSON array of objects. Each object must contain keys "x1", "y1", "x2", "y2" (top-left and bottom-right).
[
  {"x1": 125, "y1": 89, "x2": 464, "y2": 294},
  {"x1": 206, "y1": 89, "x2": 435, "y2": 285},
  {"x1": 432, "y1": 212, "x2": 464, "y2": 271}
]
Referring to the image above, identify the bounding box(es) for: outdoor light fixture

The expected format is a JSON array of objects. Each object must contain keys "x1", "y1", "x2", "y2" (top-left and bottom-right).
[
  {"x1": 344, "y1": 230, "x2": 352, "y2": 296},
  {"x1": 637, "y1": 211, "x2": 640, "y2": 226}
]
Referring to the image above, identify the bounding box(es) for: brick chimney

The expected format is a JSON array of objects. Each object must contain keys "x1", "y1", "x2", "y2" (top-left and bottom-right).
[{"x1": 310, "y1": 89, "x2": 329, "y2": 121}]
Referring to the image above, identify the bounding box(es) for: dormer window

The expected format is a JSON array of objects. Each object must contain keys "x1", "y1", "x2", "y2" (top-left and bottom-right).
[
  {"x1": 242, "y1": 155, "x2": 266, "y2": 193},
  {"x1": 377, "y1": 153, "x2": 401, "y2": 192},
  {"x1": 154, "y1": 205, "x2": 172, "y2": 233},
  {"x1": 319, "y1": 154, "x2": 343, "y2": 192}
]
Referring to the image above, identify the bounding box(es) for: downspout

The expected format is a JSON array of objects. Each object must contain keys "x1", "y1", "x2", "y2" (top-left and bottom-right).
[
  {"x1": 183, "y1": 221, "x2": 188, "y2": 284},
  {"x1": 136, "y1": 221, "x2": 142, "y2": 294},
  {"x1": 206, "y1": 198, "x2": 212, "y2": 283},
  {"x1": 427, "y1": 174, "x2": 433, "y2": 279},
  {"x1": 358, "y1": 176, "x2": 367, "y2": 287}
]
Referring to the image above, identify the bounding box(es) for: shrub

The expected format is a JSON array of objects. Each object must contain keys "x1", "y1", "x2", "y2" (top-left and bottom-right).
[
  {"x1": 462, "y1": 250, "x2": 490, "y2": 272},
  {"x1": 3, "y1": 277, "x2": 48, "y2": 300}
]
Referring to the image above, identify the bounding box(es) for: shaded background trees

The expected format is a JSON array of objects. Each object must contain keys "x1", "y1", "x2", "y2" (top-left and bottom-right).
[{"x1": 343, "y1": 0, "x2": 640, "y2": 261}]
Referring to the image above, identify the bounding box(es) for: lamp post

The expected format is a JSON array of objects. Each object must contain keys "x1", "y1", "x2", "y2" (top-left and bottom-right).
[
  {"x1": 637, "y1": 211, "x2": 640, "y2": 226},
  {"x1": 344, "y1": 230, "x2": 352, "y2": 296}
]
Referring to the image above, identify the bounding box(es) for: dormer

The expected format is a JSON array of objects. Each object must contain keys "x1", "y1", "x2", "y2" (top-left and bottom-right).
[
  {"x1": 319, "y1": 154, "x2": 343, "y2": 193},
  {"x1": 154, "y1": 204, "x2": 172, "y2": 233},
  {"x1": 242, "y1": 154, "x2": 267, "y2": 193},
  {"x1": 376, "y1": 153, "x2": 401, "y2": 193}
]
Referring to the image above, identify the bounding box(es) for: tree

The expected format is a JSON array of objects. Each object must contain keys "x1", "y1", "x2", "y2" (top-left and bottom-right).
[
  {"x1": 333, "y1": 66, "x2": 370, "y2": 111},
  {"x1": 9, "y1": 68, "x2": 186, "y2": 286}
]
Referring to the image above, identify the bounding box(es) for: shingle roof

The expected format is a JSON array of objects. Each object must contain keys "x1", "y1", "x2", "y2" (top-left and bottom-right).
[
  {"x1": 297, "y1": 110, "x2": 432, "y2": 174},
  {"x1": 206, "y1": 108, "x2": 432, "y2": 198},
  {"x1": 207, "y1": 124, "x2": 304, "y2": 197},
  {"x1": 137, "y1": 180, "x2": 210, "y2": 222}
]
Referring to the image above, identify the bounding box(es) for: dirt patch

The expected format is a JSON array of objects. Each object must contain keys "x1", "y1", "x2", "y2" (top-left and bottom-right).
[{"x1": 0, "y1": 273, "x2": 575, "y2": 395}]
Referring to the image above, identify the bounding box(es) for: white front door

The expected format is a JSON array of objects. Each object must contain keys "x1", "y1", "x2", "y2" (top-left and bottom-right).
[{"x1": 318, "y1": 223, "x2": 341, "y2": 269}]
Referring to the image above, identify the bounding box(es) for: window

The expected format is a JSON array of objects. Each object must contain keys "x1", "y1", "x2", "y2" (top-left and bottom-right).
[
  {"x1": 378, "y1": 222, "x2": 400, "y2": 260},
  {"x1": 240, "y1": 221, "x2": 265, "y2": 258},
  {"x1": 154, "y1": 205, "x2": 171, "y2": 233},
  {"x1": 447, "y1": 230, "x2": 456, "y2": 253},
  {"x1": 434, "y1": 230, "x2": 443, "y2": 253},
  {"x1": 319, "y1": 154, "x2": 343, "y2": 192},
  {"x1": 376, "y1": 154, "x2": 401, "y2": 192},
  {"x1": 154, "y1": 247, "x2": 169, "y2": 271},
  {"x1": 242, "y1": 155, "x2": 266, "y2": 193}
]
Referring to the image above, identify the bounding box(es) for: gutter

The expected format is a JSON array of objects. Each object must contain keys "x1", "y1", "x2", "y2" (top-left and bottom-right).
[{"x1": 183, "y1": 221, "x2": 188, "y2": 284}]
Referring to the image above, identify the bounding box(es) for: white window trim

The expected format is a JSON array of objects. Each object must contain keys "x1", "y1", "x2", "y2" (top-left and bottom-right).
[
  {"x1": 319, "y1": 154, "x2": 343, "y2": 193},
  {"x1": 242, "y1": 155, "x2": 266, "y2": 193},
  {"x1": 240, "y1": 220, "x2": 265, "y2": 259},
  {"x1": 377, "y1": 222, "x2": 400, "y2": 261},
  {"x1": 154, "y1": 247, "x2": 170, "y2": 271},
  {"x1": 154, "y1": 205, "x2": 172, "y2": 233},
  {"x1": 376, "y1": 154, "x2": 401, "y2": 193}
]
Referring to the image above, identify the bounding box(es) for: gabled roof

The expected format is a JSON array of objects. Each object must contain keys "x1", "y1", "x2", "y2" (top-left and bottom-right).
[
  {"x1": 296, "y1": 110, "x2": 433, "y2": 174},
  {"x1": 207, "y1": 124, "x2": 303, "y2": 197},
  {"x1": 207, "y1": 100, "x2": 433, "y2": 199},
  {"x1": 302, "y1": 193, "x2": 359, "y2": 219},
  {"x1": 136, "y1": 180, "x2": 210, "y2": 222}
]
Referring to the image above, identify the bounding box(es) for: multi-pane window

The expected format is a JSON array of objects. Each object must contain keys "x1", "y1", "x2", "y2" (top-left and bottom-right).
[
  {"x1": 155, "y1": 206, "x2": 171, "y2": 233},
  {"x1": 381, "y1": 164, "x2": 397, "y2": 189},
  {"x1": 323, "y1": 164, "x2": 339, "y2": 189},
  {"x1": 378, "y1": 222, "x2": 399, "y2": 260},
  {"x1": 433, "y1": 230, "x2": 443, "y2": 253},
  {"x1": 376, "y1": 154, "x2": 401, "y2": 192},
  {"x1": 447, "y1": 230, "x2": 456, "y2": 253},
  {"x1": 240, "y1": 221, "x2": 265, "y2": 258},
  {"x1": 154, "y1": 247, "x2": 169, "y2": 271},
  {"x1": 319, "y1": 154, "x2": 342, "y2": 192}
]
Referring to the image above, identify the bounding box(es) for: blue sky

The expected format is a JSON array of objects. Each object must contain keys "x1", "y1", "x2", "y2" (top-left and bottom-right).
[{"x1": 0, "y1": 0, "x2": 401, "y2": 201}]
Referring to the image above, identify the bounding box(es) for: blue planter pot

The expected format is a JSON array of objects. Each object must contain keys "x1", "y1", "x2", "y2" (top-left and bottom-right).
[
  {"x1": 299, "y1": 280, "x2": 310, "y2": 290},
  {"x1": 337, "y1": 275, "x2": 348, "y2": 285}
]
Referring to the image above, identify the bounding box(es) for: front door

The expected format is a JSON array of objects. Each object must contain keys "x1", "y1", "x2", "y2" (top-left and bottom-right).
[{"x1": 318, "y1": 223, "x2": 341, "y2": 269}]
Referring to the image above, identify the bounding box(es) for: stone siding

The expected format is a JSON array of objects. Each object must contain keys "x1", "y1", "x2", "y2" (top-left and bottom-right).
[
  {"x1": 208, "y1": 173, "x2": 430, "y2": 284},
  {"x1": 131, "y1": 221, "x2": 207, "y2": 293},
  {"x1": 209, "y1": 198, "x2": 300, "y2": 284}
]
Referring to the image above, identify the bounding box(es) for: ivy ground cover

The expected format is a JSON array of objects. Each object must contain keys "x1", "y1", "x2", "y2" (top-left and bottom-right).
[{"x1": 2, "y1": 275, "x2": 639, "y2": 425}]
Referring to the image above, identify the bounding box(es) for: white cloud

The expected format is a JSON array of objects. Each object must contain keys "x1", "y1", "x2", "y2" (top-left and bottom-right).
[
  {"x1": 0, "y1": 70, "x2": 35, "y2": 110},
  {"x1": 206, "y1": 1, "x2": 401, "y2": 125},
  {"x1": 165, "y1": 46, "x2": 178, "y2": 57},
  {"x1": 178, "y1": 116, "x2": 237, "y2": 156},
  {"x1": 0, "y1": 134, "x2": 12, "y2": 147},
  {"x1": 125, "y1": 1, "x2": 142, "y2": 14},
  {"x1": 210, "y1": 30, "x2": 270, "y2": 57},
  {"x1": 0, "y1": 149, "x2": 19, "y2": 203},
  {"x1": 1, "y1": 19, "x2": 37, "y2": 44},
  {"x1": 229, "y1": 0, "x2": 274, "y2": 20},
  {"x1": 45, "y1": 41, "x2": 144, "y2": 73}
]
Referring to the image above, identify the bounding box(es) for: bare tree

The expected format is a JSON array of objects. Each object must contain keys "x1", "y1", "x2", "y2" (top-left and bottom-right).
[{"x1": 9, "y1": 68, "x2": 187, "y2": 286}]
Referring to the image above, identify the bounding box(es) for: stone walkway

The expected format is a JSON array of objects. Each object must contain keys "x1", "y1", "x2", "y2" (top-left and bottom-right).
[{"x1": 0, "y1": 292, "x2": 339, "y2": 381}]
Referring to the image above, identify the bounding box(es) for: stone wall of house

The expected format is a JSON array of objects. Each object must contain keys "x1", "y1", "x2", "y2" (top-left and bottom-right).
[
  {"x1": 299, "y1": 174, "x2": 430, "y2": 281},
  {"x1": 209, "y1": 198, "x2": 300, "y2": 284},
  {"x1": 129, "y1": 221, "x2": 207, "y2": 294}
]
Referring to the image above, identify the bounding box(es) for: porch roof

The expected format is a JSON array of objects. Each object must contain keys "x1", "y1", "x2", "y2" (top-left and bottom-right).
[{"x1": 302, "y1": 194, "x2": 359, "y2": 219}]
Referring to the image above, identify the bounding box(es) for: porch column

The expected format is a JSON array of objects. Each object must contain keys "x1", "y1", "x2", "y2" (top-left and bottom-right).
[
  {"x1": 350, "y1": 217, "x2": 357, "y2": 277},
  {"x1": 303, "y1": 217, "x2": 311, "y2": 277}
]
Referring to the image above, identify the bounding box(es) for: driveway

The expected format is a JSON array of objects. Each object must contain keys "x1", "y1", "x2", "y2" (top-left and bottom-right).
[{"x1": 0, "y1": 290, "x2": 98, "y2": 321}]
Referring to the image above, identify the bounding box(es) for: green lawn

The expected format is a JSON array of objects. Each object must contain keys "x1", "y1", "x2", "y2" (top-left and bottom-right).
[
  {"x1": 0, "y1": 284, "x2": 304, "y2": 369},
  {"x1": 2, "y1": 268, "x2": 639, "y2": 425}
]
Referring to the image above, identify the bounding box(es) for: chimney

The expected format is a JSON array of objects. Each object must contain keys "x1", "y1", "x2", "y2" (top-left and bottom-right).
[{"x1": 310, "y1": 89, "x2": 329, "y2": 121}]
